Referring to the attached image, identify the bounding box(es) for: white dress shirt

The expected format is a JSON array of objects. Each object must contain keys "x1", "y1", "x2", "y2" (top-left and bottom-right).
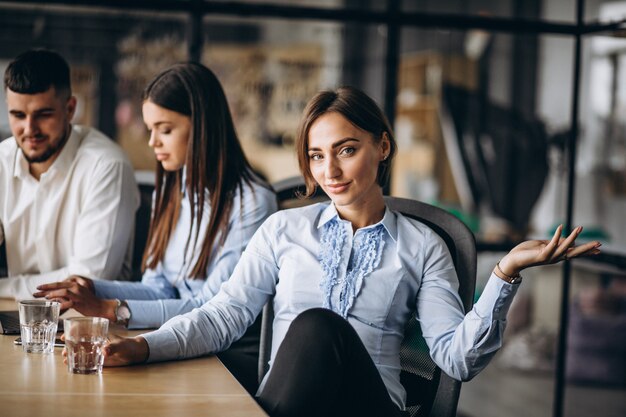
[
  {"x1": 142, "y1": 202, "x2": 519, "y2": 410},
  {"x1": 0, "y1": 124, "x2": 139, "y2": 300}
]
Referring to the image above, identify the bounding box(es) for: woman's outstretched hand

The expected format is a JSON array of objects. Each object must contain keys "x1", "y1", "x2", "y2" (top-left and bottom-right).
[{"x1": 497, "y1": 225, "x2": 601, "y2": 278}]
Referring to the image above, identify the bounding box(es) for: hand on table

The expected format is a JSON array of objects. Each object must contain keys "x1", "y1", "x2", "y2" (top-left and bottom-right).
[
  {"x1": 33, "y1": 275, "x2": 117, "y2": 321},
  {"x1": 497, "y1": 225, "x2": 601, "y2": 278},
  {"x1": 61, "y1": 333, "x2": 149, "y2": 367}
]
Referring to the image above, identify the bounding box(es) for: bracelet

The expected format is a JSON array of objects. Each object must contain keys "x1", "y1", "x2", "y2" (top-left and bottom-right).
[{"x1": 495, "y1": 262, "x2": 523, "y2": 284}]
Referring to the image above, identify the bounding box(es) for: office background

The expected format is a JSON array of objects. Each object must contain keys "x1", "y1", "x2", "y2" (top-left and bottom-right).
[{"x1": 0, "y1": 1, "x2": 625, "y2": 417}]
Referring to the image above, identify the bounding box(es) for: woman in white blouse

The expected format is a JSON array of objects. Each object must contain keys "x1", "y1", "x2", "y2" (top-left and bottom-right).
[{"x1": 90, "y1": 87, "x2": 599, "y2": 417}]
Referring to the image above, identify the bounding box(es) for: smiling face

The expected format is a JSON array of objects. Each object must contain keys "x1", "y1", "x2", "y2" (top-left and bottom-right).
[
  {"x1": 142, "y1": 100, "x2": 191, "y2": 172},
  {"x1": 308, "y1": 112, "x2": 390, "y2": 217},
  {"x1": 7, "y1": 86, "x2": 76, "y2": 173}
]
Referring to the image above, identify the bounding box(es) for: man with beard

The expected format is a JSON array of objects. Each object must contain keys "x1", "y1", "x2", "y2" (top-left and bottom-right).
[{"x1": 0, "y1": 49, "x2": 139, "y2": 300}]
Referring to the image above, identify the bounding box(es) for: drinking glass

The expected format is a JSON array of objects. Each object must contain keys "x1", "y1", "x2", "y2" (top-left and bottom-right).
[
  {"x1": 64, "y1": 317, "x2": 109, "y2": 374},
  {"x1": 18, "y1": 300, "x2": 61, "y2": 354}
]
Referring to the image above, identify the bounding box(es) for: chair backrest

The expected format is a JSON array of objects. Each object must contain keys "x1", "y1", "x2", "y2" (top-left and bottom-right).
[
  {"x1": 131, "y1": 181, "x2": 156, "y2": 281},
  {"x1": 270, "y1": 176, "x2": 328, "y2": 209},
  {"x1": 259, "y1": 178, "x2": 477, "y2": 417},
  {"x1": 0, "y1": 242, "x2": 7, "y2": 278},
  {"x1": 385, "y1": 196, "x2": 476, "y2": 417}
]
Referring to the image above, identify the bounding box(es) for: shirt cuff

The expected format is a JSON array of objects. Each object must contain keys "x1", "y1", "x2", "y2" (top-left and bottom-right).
[
  {"x1": 473, "y1": 273, "x2": 520, "y2": 321},
  {"x1": 126, "y1": 300, "x2": 162, "y2": 330},
  {"x1": 142, "y1": 328, "x2": 182, "y2": 363}
]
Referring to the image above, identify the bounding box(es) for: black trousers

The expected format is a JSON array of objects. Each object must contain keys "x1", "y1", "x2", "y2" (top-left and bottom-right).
[{"x1": 255, "y1": 308, "x2": 406, "y2": 417}]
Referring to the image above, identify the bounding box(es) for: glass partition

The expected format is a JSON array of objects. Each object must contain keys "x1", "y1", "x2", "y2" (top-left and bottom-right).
[{"x1": 201, "y1": 15, "x2": 387, "y2": 183}]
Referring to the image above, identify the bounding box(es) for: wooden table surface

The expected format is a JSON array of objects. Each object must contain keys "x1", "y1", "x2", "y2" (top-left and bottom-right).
[{"x1": 0, "y1": 299, "x2": 268, "y2": 417}]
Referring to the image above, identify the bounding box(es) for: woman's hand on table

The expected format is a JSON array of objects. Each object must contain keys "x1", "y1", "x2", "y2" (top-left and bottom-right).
[{"x1": 33, "y1": 276, "x2": 117, "y2": 322}]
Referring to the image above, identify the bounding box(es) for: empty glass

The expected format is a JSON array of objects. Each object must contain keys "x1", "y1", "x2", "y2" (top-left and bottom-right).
[{"x1": 18, "y1": 300, "x2": 61, "y2": 354}]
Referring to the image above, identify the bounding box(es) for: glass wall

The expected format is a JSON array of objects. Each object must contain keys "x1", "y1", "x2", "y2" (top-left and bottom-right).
[
  {"x1": 210, "y1": 0, "x2": 388, "y2": 11},
  {"x1": 0, "y1": 4, "x2": 188, "y2": 169},
  {"x1": 397, "y1": 19, "x2": 626, "y2": 417},
  {"x1": 200, "y1": 15, "x2": 386, "y2": 183},
  {"x1": 401, "y1": 0, "x2": 576, "y2": 22}
]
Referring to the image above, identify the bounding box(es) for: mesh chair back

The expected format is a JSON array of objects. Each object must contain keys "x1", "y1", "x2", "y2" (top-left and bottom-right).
[{"x1": 385, "y1": 196, "x2": 476, "y2": 417}]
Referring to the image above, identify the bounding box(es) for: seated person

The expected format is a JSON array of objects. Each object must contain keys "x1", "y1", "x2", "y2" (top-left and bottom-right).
[
  {"x1": 90, "y1": 87, "x2": 601, "y2": 417},
  {"x1": 0, "y1": 49, "x2": 138, "y2": 300},
  {"x1": 35, "y1": 63, "x2": 277, "y2": 332}
]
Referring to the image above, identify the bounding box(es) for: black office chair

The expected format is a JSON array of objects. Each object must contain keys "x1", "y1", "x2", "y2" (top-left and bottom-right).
[
  {"x1": 270, "y1": 176, "x2": 328, "y2": 209},
  {"x1": 0, "y1": 241, "x2": 7, "y2": 278},
  {"x1": 385, "y1": 196, "x2": 476, "y2": 417},
  {"x1": 132, "y1": 182, "x2": 155, "y2": 281},
  {"x1": 259, "y1": 176, "x2": 477, "y2": 417}
]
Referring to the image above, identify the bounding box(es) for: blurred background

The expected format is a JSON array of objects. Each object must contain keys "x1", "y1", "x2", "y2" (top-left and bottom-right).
[{"x1": 0, "y1": 1, "x2": 625, "y2": 416}]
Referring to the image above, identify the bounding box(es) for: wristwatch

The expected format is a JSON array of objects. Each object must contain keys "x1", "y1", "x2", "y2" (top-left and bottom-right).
[{"x1": 114, "y1": 299, "x2": 131, "y2": 327}]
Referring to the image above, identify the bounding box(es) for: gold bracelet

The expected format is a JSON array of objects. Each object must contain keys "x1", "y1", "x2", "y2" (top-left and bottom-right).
[{"x1": 495, "y1": 262, "x2": 523, "y2": 284}]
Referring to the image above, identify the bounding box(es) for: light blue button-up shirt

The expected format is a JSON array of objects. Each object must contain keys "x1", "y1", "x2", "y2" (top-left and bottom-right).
[
  {"x1": 92, "y1": 180, "x2": 277, "y2": 329},
  {"x1": 142, "y1": 202, "x2": 518, "y2": 409}
]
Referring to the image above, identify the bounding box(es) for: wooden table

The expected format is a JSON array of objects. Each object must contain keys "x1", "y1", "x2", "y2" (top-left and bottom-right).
[{"x1": 0, "y1": 299, "x2": 268, "y2": 417}]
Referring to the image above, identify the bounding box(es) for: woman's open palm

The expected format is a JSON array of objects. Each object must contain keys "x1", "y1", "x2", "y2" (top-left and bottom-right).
[{"x1": 498, "y1": 225, "x2": 601, "y2": 277}]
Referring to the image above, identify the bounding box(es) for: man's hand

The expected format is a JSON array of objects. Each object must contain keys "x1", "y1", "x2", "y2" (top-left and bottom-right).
[{"x1": 62, "y1": 333, "x2": 149, "y2": 367}]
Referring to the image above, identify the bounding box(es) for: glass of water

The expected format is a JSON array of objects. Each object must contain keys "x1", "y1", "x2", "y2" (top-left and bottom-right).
[
  {"x1": 18, "y1": 300, "x2": 61, "y2": 354},
  {"x1": 64, "y1": 317, "x2": 109, "y2": 374}
]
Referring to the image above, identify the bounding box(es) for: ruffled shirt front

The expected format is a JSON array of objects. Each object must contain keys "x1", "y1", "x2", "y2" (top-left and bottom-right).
[
  {"x1": 142, "y1": 202, "x2": 519, "y2": 410},
  {"x1": 319, "y1": 218, "x2": 385, "y2": 318}
]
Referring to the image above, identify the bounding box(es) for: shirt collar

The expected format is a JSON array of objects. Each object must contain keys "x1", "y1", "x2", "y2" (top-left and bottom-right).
[
  {"x1": 48, "y1": 125, "x2": 80, "y2": 177},
  {"x1": 13, "y1": 143, "x2": 29, "y2": 178},
  {"x1": 12, "y1": 124, "x2": 79, "y2": 180},
  {"x1": 316, "y1": 202, "x2": 398, "y2": 242},
  {"x1": 317, "y1": 202, "x2": 339, "y2": 229}
]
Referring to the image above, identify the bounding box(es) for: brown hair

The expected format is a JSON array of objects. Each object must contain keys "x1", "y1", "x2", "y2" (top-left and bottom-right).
[
  {"x1": 142, "y1": 62, "x2": 262, "y2": 278},
  {"x1": 295, "y1": 86, "x2": 396, "y2": 197}
]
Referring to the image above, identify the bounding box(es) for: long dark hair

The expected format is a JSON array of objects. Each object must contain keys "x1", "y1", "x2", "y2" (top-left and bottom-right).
[
  {"x1": 142, "y1": 62, "x2": 257, "y2": 278},
  {"x1": 295, "y1": 86, "x2": 397, "y2": 197}
]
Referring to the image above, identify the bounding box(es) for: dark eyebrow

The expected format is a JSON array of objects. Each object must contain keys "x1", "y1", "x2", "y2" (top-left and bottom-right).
[
  {"x1": 152, "y1": 121, "x2": 172, "y2": 127},
  {"x1": 9, "y1": 107, "x2": 55, "y2": 115},
  {"x1": 308, "y1": 137, "x2": 359, "y2": 152}
]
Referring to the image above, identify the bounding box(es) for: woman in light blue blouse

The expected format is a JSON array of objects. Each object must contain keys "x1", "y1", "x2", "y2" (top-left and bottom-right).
[
  {"x1": 97, "y1": 87, "x2": 599, "y2": 417},
  {"x1": 34, "y1": 63, "x2": 277, "y2": 333}
]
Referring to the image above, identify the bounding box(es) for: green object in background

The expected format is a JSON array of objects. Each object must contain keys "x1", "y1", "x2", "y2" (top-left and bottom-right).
[
  {"x1": 548, "y1": 223, "x2": 609, "y2": 241},
  {"x1": 429, "y1": 201, "x2": 480, "y2": 234}
]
